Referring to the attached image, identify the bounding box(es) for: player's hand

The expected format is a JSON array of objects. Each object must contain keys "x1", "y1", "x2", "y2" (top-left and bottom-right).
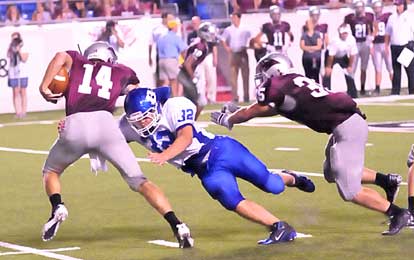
[
  {"x1": 148, "y1": 152, "x2": 168, "y2": 165},
  {"x1": 40, "y1": 88, "x2": 63, "y2": 104},
  {"x1": 57, "y1": 118, "x2": 65, "y2": 134},
  {"x1": 211, "y1": 111, "x2": 233, "y2": 130},
  {"x1": 346, "y1": 66, "x2": 353, "y2": 76},
  {"x1": 324, "y1": 67, "x2": 332, "y2": 76}
]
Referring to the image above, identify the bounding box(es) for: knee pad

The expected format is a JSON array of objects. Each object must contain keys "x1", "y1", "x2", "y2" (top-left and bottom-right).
[{"x1": 216, "y1": 187, "x2": 244, "y2": 210}]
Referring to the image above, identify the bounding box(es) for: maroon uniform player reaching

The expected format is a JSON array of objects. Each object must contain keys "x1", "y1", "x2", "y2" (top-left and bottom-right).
[
  {"x1": 38, "y1": 42, "x2": 193, "y2": 248},
  {"x1": 178, "y1": 22, "x2": 219, "y2": 119},
  {"x1": 344, "y1": 0, "x2": 374, "y2": 95},
  {"x1": 211, "y1": 53, "x2": 410, "y2": 235},
  {"x1": 252, "y1": 5, "x2": 294, "y2": 59},
  {"x1": 371, "y1": 0, "x2": 393, "y2": 94}
]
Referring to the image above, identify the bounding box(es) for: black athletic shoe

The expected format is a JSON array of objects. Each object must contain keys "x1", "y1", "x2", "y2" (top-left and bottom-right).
[
  {"x1": 407, "y1": 213, "x2": 414, "y2": 229},
  {"x1": 384, "y1": 174, "x2": 402, "y2": 203},
  {"x1": 282, "y1": 169, "x2": 315, "y2": 193},
  {"x1": 382, "y1": 209, "x2": 411, "y2": 235},
  {"x1": 258, "y1": 221, "x2": 297, "y2": 245}
]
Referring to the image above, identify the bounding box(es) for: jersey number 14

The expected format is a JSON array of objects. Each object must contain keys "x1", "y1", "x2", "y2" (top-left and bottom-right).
[{"x1": 78, "y1": 64, "x2": 113, "y2": 100}]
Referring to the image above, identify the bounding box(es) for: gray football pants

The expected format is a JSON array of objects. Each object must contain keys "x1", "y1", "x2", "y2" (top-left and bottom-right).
[
  {"x1": 323, "y1": 113, "x2": 368, "y2": 201},
  {"x1": 42, "y1": 111, "x2": 147, "y2": 191}
]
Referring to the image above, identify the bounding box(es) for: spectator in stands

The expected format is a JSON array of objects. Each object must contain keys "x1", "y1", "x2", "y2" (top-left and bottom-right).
[
  {"x1": 32, "y1": 2, "x2": 52, "y2": 22},
  {"x1": 54, "y1": 0, "x2": 78, "y2": 20},
  {"x1": 385, "y1": 0, "x2": 414, "y2": 95},
  {"x1": 5, "y1": 4, "x2": 27, "y2": 25},
  {"x1": 323, "y1": 23, "x2": 358, "y2": 98},
  {"x1": 140, "y1": 0, "x2": 160, "y2": 14},
  {"x1": 221, "y1": 11, "x2": 251, "y2": 102},
  {"x1": 97, "y1": 20, "x2": 125, "y2": 52},
  {"x1": 149, "y1": 12, "x2": 175, "y2": 86},
  {"x1": 156, "y1": 19, "x2": 187, "y2": 96},
  {"x1": 300, "y1": 19, "x2": 322, "y2": 83},
  {"x1": 70, "y1": 0, "x2": 89, "y2": 18},
  {"x1": 112, "y1": 0, "x2": 142, "y2": 16},
  {"x1": 7, "y1": 32, "x2": 29, "y2": 119}
]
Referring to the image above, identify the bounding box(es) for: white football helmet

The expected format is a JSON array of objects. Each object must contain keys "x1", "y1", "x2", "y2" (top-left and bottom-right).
[
  {"x1": 83, "y1": 41, "x2": 117, "y2": 63},
  {"x1": 254, "y1": 52, "x2": 293, "y2": 86},
  {"x1": 198, "y1": 22, "x2": 219, "y2": 43}
]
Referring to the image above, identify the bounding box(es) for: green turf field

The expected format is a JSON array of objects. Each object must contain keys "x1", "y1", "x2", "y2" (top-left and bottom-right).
[{"x1": 1, "y1": 102, "x2": 414, "y2": 260}]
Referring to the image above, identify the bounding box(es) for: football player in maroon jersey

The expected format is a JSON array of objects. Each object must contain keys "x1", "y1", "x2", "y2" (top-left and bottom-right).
[
  {"x1": 212, "y1": 53, "x2": 410, "y2": 236},
  {"x1": 344, "y1": 0, "x2": 374, "y2": 95},
  {"x1": 38, "y1": 42, "x2": 193, "y2": 247}
]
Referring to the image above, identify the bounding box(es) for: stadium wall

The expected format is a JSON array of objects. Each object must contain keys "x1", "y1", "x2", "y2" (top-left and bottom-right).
[{"x1": 0, "y1": 5, "x2": 405, "y2": 114}]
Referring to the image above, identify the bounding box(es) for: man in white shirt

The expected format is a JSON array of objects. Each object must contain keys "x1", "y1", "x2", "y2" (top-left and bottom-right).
[
  {"x1": 322, "y1": 24, "x2": 359, "y2": 98},
  {"x1": 385, "y1": 0, "x2": 414, "y2": 95},
  {"x1": 221, "y1": 11, "x2": 252, "y2": 102}
]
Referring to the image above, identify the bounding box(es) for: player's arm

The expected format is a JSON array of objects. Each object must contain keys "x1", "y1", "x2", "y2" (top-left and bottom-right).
[
  {"x1": 211, "y1": 102, "x2": 278, "y2": 130},
  {"x1": 182, "y1": 54, "x2": 196, "y2": 78},
  {"x1": 149, "y1": 125, "x2": 193, "y2": 165},
  {"x1": 253, "y1": 31, "x2": 264, "y2": 47},
  {"x1": 229, "y1": 102, "x2": 278, "y2": 124},
  {"x1": 39, "y1": 51, "x2": 72, "y2": 103}
]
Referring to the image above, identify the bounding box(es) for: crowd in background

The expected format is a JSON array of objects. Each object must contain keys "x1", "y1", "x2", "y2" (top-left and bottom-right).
[{"x1": 1, "y1": 0, "x2": 413, "y2": 118}]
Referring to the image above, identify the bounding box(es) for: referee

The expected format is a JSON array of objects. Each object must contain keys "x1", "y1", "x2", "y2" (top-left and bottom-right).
[{"x1": 385, "y1": 0, "x2": 414, "y2": 95}]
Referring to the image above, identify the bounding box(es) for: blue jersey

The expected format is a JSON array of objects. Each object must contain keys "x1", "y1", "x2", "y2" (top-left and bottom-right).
[
  {"x1": 119, "y1": 96, "x2": 284, "y2": 210},
  {"x1": 119, "y1": 97, "x2": 214, "y2": 175}
]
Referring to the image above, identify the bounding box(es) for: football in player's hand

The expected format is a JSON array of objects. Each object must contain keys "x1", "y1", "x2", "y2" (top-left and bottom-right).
[{"x1": 49, "y1": 67, "x2": 69, "y2": 94}]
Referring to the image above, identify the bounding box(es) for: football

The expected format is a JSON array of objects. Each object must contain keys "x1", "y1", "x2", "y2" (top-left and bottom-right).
[{"x1": 49, "y1": 67, "x2": 69, "y2": 94}]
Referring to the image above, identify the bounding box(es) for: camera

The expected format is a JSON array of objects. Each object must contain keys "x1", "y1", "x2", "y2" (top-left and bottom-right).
[{"x1": 11, "y1": 37, "x2": 23, "y2": 52}]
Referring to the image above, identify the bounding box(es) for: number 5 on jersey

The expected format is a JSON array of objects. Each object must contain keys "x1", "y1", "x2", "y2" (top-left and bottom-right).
[{"x1": 78, "y1": 64, "x2": 113, "y2": 100}]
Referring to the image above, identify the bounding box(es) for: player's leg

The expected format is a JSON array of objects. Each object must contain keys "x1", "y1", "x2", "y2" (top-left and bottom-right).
[
  {"x1": 98, "y1": 119, "x2": 193, "y2": 247},
  {"x1": 178, "y1": 69, "x2": 199, "y2": 107},
  {"x1": 372, "y1": 44, "x2": 383, "y2": 94},
  {"x1": 361, "y1": 167, "x2": 401, "y2": 203},
  {"x1": 330, "y1": 114, "x2": 409, "y2": 235},
  {"x1": 194, "y1": 67, "x2": 207, "y2": 119},
  {"x1": 359, "y1": 43, "x2": 370, "y2": 95},
  {"x1": 200, "y1": 169, "x2": 296, "y2": 244},
  {"x1": 406, "y1": 145, "x2": 414, "y2": 224},
  {"x1": 41, "y1": 117, "x2": 89, "y2": 241}
]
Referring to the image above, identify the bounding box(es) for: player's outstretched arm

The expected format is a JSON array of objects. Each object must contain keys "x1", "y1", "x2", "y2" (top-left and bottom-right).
[
  {"x1": 148, "y1": 125, "x2": 193, "y2": 165},
  {"x1": 211, "y1": 102, "x2": 277, "y2": 130},
  {"x1": 39, "y1": 52, "x2": 72, "y2": 103}
]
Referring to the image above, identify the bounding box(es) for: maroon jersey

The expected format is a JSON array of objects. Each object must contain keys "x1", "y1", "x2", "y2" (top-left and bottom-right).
[
  {"x1": 256, "y1": 73, "x2": 363, "y2": 134},
  {"x1": 65, "y1": 51, "x2": 139, "y2": 116},
  {"x1": 344, "y1": 13, "x2": 374, "y2": 42},
  {"x1": 373, "y1": 12, "x2": 392, "y2": 44},
  {"x1": 262, "y1": 21, "x2": 292, "y2": 50},
  {"x1": 184, "y1": 38, "x2": 209, "y2": 72}
]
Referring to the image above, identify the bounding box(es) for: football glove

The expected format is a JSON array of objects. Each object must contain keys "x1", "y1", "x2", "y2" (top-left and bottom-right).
[
  {"x1": 221, "y1": 102, "x2": 240, "y2": 113},
  {"x1": 211, "y1": 111, "x2": 233, "y2": 130}
]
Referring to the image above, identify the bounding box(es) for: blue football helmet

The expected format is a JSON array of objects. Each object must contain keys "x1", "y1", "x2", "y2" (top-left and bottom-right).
[{"x1": 124, "y1": 88, "x2": 161, "y2": 137}]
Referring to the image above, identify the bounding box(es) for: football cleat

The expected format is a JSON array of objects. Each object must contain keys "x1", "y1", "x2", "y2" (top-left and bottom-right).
[
  {"x1": 42, "y1": 204, "x2": 68, "y2": 241},
  {"x1": 282, "y1": 169, "x2": 315, "y2": 193},
  {"x1": 407, "y1": 213, "x2": 414, "y2": 229},
  {"x1": 258, "y1": 221, "x2": 296, "y2": 245},
  {"x1": 382, "y1": 209, "x2": 411, "y2": 236},
  {"x1": 384, "y1": 174, "x2": 402, "y2": 203},
  {"x1": 175, "y1": 223, "x2": 194, "y2": 248}
]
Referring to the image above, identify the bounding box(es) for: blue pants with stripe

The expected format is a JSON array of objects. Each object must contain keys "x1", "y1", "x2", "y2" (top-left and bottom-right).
[{"x1": 198, "y1": 136, "x2": 285, "y2": 210}]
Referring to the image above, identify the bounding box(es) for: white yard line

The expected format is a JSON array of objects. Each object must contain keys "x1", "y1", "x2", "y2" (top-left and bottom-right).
[
  {"x1": 0, "y1": 242, "x2": 82, "y2": 260},
  {"x1": 0, "y1": 146, "x2": 407, "y2": 185},
  {"x1": 0, "y1": 247, "x2": 80, "y2": 256}
]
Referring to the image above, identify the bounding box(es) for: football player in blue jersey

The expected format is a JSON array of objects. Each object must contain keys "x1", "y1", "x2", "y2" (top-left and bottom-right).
[{"x1": 120, "y1": 86, "x2": 315, "y2": 245}]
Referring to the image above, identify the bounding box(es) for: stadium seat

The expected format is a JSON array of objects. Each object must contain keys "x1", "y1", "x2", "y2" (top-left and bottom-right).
[{"x1": 20, "y1": 3, "x2": 36, "y2": 20}]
